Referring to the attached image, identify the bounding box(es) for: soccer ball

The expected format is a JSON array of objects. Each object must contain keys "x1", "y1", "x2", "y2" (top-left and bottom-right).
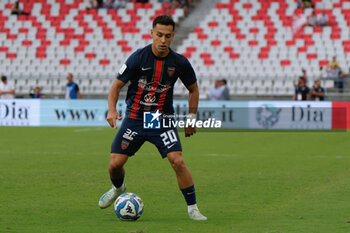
[{"x1": 114, "y1": 193, "x2": 144, "y2": 221}]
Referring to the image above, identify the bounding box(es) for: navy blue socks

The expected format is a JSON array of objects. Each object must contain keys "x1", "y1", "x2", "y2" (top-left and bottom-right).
[{"x1": 181, "y1": 185, "x2": 196, "y2": 206}]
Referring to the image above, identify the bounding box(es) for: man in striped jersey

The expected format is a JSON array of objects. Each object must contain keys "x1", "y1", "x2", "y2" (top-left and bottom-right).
[{"x1": 98, "y1": 15, "x2": 206, "y2": 221}]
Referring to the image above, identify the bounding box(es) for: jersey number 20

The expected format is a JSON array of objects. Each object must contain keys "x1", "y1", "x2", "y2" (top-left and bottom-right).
[{"x1": 160, "y1": 130, "x2": 178, "y2": 146}]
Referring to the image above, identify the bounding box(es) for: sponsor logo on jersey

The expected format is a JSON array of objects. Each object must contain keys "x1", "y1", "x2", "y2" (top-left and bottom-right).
[
  {"x1": 138, "y1": 81, "x2": 171, "y2": 93},
  {"x1": 144, "y1": 94, "x2": 156, "y2": 103}
]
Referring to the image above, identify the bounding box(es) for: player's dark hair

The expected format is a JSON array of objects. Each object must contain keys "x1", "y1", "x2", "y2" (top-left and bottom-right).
[
  {"x1": 152, "y1": 15, "x2": 175, "y2": 31},
  {"x1": 1, "y1": 76, "x2": 7, "y2": 82},
  {"x1": 221, "y1": 79, "x2": 227, "y2": 85}
]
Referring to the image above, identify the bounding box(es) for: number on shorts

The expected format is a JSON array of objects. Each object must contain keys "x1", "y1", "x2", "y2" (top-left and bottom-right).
[{"x1": 160, "y1": 130, "x2": 178, "y2": 146}]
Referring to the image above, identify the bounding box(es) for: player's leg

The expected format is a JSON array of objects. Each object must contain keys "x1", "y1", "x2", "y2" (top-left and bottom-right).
[
  {"x1": 99, "y1": 153, "x2": 128, "y2": 209},
  {"x1": 167, "y1": 151, "x2": 207, "y2": 221},
  {"x1": 167, "y1": 151, "x2": 193, "y2": 188},
  {"x1": 148, "y1": 127, "x2": 206, "y2": 220},
  {"x1": 99, "y1": 118, "x2": 145, "y2": 209},
  {"x1": 109, "y1": 153, "x2": 128, "y2": 189}
]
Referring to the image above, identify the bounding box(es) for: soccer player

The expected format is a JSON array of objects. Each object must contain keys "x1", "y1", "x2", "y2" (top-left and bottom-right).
[{"x1": 98, "y1": 15, "x2": 207, "y2": 221}]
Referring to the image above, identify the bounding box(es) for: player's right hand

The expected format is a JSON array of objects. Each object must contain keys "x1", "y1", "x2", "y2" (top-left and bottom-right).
[{"x1": 106, "y1": 110, "x2": 123, "y2": 129}]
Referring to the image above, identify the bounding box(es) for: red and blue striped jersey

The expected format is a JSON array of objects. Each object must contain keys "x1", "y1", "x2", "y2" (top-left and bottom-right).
[{"x1": 117, "y1": 44, "x2": 197, "y2": 120}]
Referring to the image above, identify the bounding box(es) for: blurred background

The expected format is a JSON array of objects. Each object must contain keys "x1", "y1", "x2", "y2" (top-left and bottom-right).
[{"x1": 0, "y1": 0, "x2": 349, "y2": 101}]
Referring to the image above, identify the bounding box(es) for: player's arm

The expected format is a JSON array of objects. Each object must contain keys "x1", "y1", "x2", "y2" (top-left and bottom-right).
[
  {"x1": 185, "y1": 82, "x2": 199, "y2": 137},
  {"x1": 75, "y1": 85, "x2": 82, "y2": 98},
  {"x1": 107, "y1": 79, "x2": 126, "y2": 129},
  {"x1": 311, "y1": 89, "x2": 324, "y2": 97},
  {"x1": 77, "y1": 91, "x2": 83, "y2": 98}
]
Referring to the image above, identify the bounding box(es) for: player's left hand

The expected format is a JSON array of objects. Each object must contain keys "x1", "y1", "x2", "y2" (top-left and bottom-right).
[
  {"x1": 185, "y1": 126, "x2": 196, "y2": 137},
  {"x1": 106, "y1": 110, "x2": 122, "y2": 129}
]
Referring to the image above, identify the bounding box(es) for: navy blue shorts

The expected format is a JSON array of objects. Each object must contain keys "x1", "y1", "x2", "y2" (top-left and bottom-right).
[{"x1": 111, "y1": 118, "x2": 182, "y2": 158}]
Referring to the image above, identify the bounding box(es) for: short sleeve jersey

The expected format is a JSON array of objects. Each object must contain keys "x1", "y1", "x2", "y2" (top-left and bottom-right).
[
  {"x1": 117, "y1": 44, "x2": 197, "y2": 119},
  {"x1": 295, "y1": 85, "x2": 310, "y2": 101},
  {"x1": 311, "y1": 86, "x2": 325, "y2": 101},
  {"x1": 0, "y1": 82, "x2": 15, "y2": 99},
  {"x1": 65, "y1": 82, "x2": 80, "y2": 99}
]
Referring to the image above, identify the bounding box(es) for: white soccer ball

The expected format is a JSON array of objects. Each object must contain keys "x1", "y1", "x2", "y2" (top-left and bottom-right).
[{"x1": 114, "y1": 193, "x2": 144, "y2": 221}]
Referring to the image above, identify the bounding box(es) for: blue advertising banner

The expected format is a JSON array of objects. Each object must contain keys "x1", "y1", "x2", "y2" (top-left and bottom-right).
[
  {"x1": 39, "y1": 100, "x2": 249, "y2": 128},
  {"x1": 39, "y1": 100, "x2": 114, "y2": 126},
  {"x1": 0, "y1": 99, "x2": 333, "y2": 130},
  {"x1": 0, "y1": 99, "x2": 40, "y2": 126}
]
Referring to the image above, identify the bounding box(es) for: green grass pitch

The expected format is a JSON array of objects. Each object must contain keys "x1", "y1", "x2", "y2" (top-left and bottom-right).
[{"x1": 1, "y1": 127, "x2": 350, "y2": 233}]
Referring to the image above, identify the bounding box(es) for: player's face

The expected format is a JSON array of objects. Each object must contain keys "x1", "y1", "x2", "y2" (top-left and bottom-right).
[
  {"x1": 151, "y1": 24, "x2": 174, "y2": 57},
  {"x1": 67, "y1": 74, "x2": 73, "y2": 83}
]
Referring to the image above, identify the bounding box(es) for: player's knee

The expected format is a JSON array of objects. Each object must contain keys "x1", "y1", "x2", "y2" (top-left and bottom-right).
[
  {"x1": 170, "y1": 156, "x2": 186, "y2": 172},
  {"x1": 109, "y1": 154, "x2": 127, "y2": 170}
]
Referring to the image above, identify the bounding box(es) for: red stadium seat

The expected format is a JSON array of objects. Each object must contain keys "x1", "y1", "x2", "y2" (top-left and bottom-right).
[
  {"x1": 0, "y1": 47, "x2": 8, "y2": 53},
  {"x1": 307, "y1": 53, "x2": 317, "y2": 60},
  {"x1": 100, "y1": 59, "x2": 110, "y2": 66},
  {"x1": 6, "y1": 53, "x2": 16, "y2": 59},
  {"x1": 187, "y1": 46, "x2": 196, "y2": 53},
  {"x1": 249, "y1": 28, "x2": 259, "y2": 34},
  {"x1": 197, "y1": 34, "x2": 208, "y2": 40},
  {"x1": 229, "y1": 53, "x2": 239, "y2": 60},
  {"x1": 211, "y1": 40, "x2": 221, "y2": 47},
  {"x1": 22, "y1": 40, "x2": 32, "y2": 47},
  {"x1": 280, "y1": 60, "x2": 290, "y2": 66},
  {"x1": 200, "y1": 53, "x2": 211, "y2": 59},
  {"x1": 204, "y1": 59, "x2": 214, "y2": 66},
  {"x1": 224, "y1": 46, "x2": 233, "y2": 53},
  {"x1": 208, "y1": 21, "x2": 218, "y2": 28},
  {"x1": 249, "y1": 40, "x2": 258, "y2": 47},
  {"x1": 122, "y1": 47, "x2": 132, "y2": 53},
  {"x1": 60, "y1": 59, "x2": 70, "y2": 66},
  {"x1": 7, "y1": 34, "x2": 17, "y2": 40},
  {"x1": 19, "y1": 28, "x2": 28, "y2": 34},
  {"x1": 243, "y1": 3, "x2": 252, "y2": 9},
  {"x1": 298, "y1": 47, "x2": 307, "y2": 53},
  {"x1": 319, "y1": 60, "x2": 329, "y2": 67}
]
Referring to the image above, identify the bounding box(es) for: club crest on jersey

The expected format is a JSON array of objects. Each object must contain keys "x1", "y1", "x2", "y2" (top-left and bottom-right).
[
  {"x1": 144, "y1": 93, "x2": 156, "y2": 103},
  {"x1": 167, "y1": 67, "x2": 175, "y2": 77},
  {"x1": 121, "y1": 140, "x2": 129, "y2": 150}
]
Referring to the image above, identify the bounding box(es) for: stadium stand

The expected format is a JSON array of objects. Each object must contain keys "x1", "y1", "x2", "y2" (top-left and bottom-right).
[
  {"x1": 177, "y1": 0, "x2": 350, "y2": 98},
  {"x1": 0, "y1": 0, "x2": 184, "y2": 96},
  {"x1": 0, "y1": 0, "x2": 349, "y2": 98}
]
